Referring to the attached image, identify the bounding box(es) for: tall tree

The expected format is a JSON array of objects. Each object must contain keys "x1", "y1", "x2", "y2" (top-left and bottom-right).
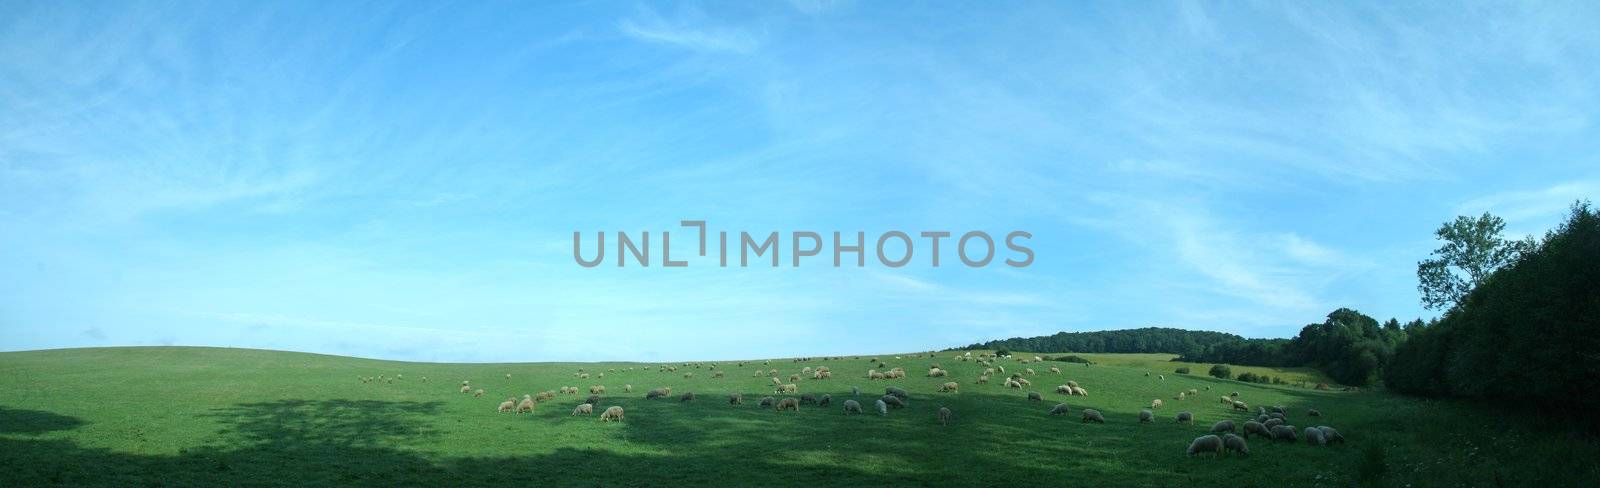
[{"x1": 1417, "y1": 212, "x2": 1534, "y2": 310}]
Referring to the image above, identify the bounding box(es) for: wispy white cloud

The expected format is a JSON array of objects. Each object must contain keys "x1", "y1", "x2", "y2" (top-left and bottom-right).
[{"x1": 618, "y1": 9, "x2": 761, "y2": 54}]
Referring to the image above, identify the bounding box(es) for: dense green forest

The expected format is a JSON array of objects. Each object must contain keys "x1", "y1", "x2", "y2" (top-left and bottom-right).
[
  {"x1": 1386, "y1": 203, "x2": 1598, "y2": 418},
  {"x1": 965, "y1": 204, "x2": 1596, "y2": 392},
  {"x1": 1175, "y1": 309, "x2": 1415, "y2": 386},
  {"x1": 958, "y1": 327, "x2": 1243, "y2": 356}
]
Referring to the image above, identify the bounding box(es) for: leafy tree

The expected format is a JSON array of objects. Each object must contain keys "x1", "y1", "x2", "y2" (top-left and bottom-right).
[
  {"x1": 1417, "y1": 213, "x2": 1534, "y2": 310},
  {"x1": 1208, "y1": 364, "x2": 1232, "y2": 379},
  {"x1": 1389, "y1": 202, "x2": 1599, "y2": 427},
  {"x1": 1174, "y1": 366, "x2": 1190, "y2": 374}
]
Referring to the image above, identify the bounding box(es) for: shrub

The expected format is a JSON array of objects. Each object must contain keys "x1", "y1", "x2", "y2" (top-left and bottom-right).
[
  {"x1": 1053, "y1": 355, "x2": 1092, "y2": 364},
  {"x1": 1174, "y1": 367, "x2": 1190, "y2": 374},
  {"x1": 1208, "y1": 364, "x2": 1232, "y2": 379}
]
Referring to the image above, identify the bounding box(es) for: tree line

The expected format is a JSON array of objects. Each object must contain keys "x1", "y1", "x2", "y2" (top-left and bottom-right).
[
  {"x1": 960, "y1": 202, "x2": 1595, "y2": 398},
  {"x1": 958, "y1": 327, "x2": 1244, "y2": 357}
]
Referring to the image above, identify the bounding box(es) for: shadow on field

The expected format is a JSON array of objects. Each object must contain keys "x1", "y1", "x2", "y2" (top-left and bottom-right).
[
  {"x1": 0, "y1": 407, "x2": 86, "y2": 435},
  {"x1": 1, "y1": 397, "x2": 933, "y2": 486}
]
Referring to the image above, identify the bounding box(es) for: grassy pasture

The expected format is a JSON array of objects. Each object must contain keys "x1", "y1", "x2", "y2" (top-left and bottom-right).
[{"x1": 1, "y1": 347, "x2": 1596, "y2": 487}]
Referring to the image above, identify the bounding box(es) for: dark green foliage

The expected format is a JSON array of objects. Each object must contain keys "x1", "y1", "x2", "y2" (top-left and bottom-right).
[
  {"x1": 1179, "y1": 307, "x2": 1408, "y2": 386},
  {"x1": 960, "y1": 328, "x2": 1242, "y2": 356},
  {"x1": 1388, "y1": 203, "x2": 1600, "y2": 421},
  {"x1": 1208, "y1": 364, "x2": 1232, "y2": 379},
  {"x1": 1051, "y1": 355, "x2": 1092, "y2": 364},
  {"x1": 1174, "y1": 367, "x2": 1190, "y2": 374}
]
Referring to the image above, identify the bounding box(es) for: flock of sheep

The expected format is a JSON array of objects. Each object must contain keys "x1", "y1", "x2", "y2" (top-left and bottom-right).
[{"x1": 362, "y1": 351, "x2": 1349, "y2": 458}]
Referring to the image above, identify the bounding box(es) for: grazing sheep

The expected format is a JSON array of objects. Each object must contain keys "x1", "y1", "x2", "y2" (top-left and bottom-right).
[
  {"x1": 585, "y1": 394, "x2": 601, "y2": 405},
  {"x1": 728, "y1": 393, "x2": 743, "y2": 405},
  {"x1": 1230, "y1": 391, "x2": 1239, "y2": 397},
  {"x1": 1049, "y1": 403, "x2": 1071, "y2": 415},
  {"x1": 1151, "y1": 399, "x2": 1164, "y2": 409},
  {"x1": 1263, "y1": 418, "x2": 1283, "y2": 430},
  {"x1": 1307, "y1": 409, "x2": 1321, "y2": 417},
  {"x1": 1219, "y1": 396, "x2": 1232, "y2": 404},
  {"x1": 1158, "y1": 374, "x2": 1165, "y2": 380},
  {"x1": 927, "y1": 368, "x2": 947, "y2": 377},
  {"x1": 1256, "y1": 414, "x2": 1270, "y2": 423},
  {"x1": 1270, "y1": 425, "x2": 1299, "y2": 443},
  {"x1": 881, "y1": 395, "x2": 906, "y2": 409},
  {"x1": 775, "y1": 398, "x2": 801, "y2": 412},
  {"x1": 800, "y1": 393, "x2": 817, "y2": 405},
  {"x1": 679, "y1": 392, "x2": 695, "y2": 402},
  {"x1": 1006, "y1": 380, "x2": 1022, "y2": 389},
  {"x1": 869, "y1": 372, "x2": 886, "y2": 380},
  {"x1": 1056, "y1": 384, "x2": 1072, "y2": 394},
  {"x1": 939, "y1": 382, "x2": 959, "y2": 393},
  {"x1": 646, "y1": 388, "x2": 668, "y2": 400},
  {"x1": 1188, "y1": 388, "x2": 1199, "y2": 395},
  {"x1": 759, "y1": 396, "x2": 775, "y2": 407},
  {"x1": 1027, "y1": 391, "x2": 1042, "y2": 402},
  {"x1": 772, "y1": 377, "x2": 783, "y2": 385},
  {"x1": 1025, "y1": 368, "x2": 1035, "y2": 375},
  {"x1": 1066, "y1": 380, "x2": 1080, "y2": 388},
  {"x1": 624, "y1": 385, "x2": 633, "y2": 393},
  {"x1": 473, "y1": 388, "x2": 485, "y2": 398},
  {"x1": 851, "y1": 386, "x2": 860, "y2": 396},
  {"x1": 505, "y1": 373, "x2": 512, "y2": 379},
  {"x1": 1176, "y1": 411, "x2": 1194, "y2": 424},
  {"x1": 1016, "y1": 378, "x2": 1032, "y2": 386},
  {"x1": 461, "y1": 385, "x2": 472, "y2": 394},
  {"x1": 1210, "y1": 420, "x2": 1236, "y2": 434},
  {"x1": 1222, "y1": 433, "x2": 1250, "y2": 457},
  {"x1": 1081, "y1": 409, "x2": 1105, "y2": 423},
  {"x1": 600, "y1": 406, "x2": 624, "y2": 422},
  {"x1": 1269, "y1": 405, "x2": 1285, "y2": 415},
  {"x1": 938, "y1": 407, "x2": 952, "y2": 425},
  {"x1": 1232, "y1": 401, "x2": 1249, "y2": 412},
  {"x1": 819, "y1": 394, "x2": 831, "y2": 407},
  {"x1": 978, "y1": 375, "x2": 991, "y2": 384},
  {"x1": 886, "y1": 387, "x2": 909, "y2": 399},
  {"x1": 1316, "y1": 426, "x2": 1345, "y2": 445},
  {"x1": 579, "y1": 373, "x2": 589, "y2": 379},
  {"x1": 1243, "y1": 421, "x2": 1271, "y2": 439},
  {"x1": 775, "y1": 384, "x2": 798, "y2": 394},
  {"x1": 1304, "y1": 426, "x2": 1326, "y2": 446},
  {"x1": 1139, "y1": 409, "x2": 1153, "y2": 423},
  {"x1": 1187, "y1": 434, "x2": 1223, "y2": 457},
  {"x1": 517, "y1": 397, "x2": 535, "y2": 413},
  {"x1": 498, "y1": 399, "x2": 515, "y2": 413},
  {"x1": 1049, "y1": 366, "x2": 1060, "y2": 373},
  {"x1": 590, "y1": 386, "x2": 606, "y2": 394},
  {"x1": 1270, "y1": 412, "x2": 1285, "y2": 421},
  {"x1": 573, "y1": 403, "x2": 593, "y2": 415},
  {"x1": 844, "y1": 399, "x2": 862, "y2": 414},
  {"x1": 876, "y1": 399, "x2": 889, "y2": 415},
  {"x1": 1176, "y1": 392, "x2": 1186, "y2": 401},
  {"x1": 1071, "y1": 386, "x2": 1088, "y2": 397},
  {"x1": 789, "y1": 374, "x2": 800, "y2": 382}
]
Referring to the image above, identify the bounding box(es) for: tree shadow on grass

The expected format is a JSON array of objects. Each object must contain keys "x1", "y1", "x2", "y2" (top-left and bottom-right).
[
  {"x1": 0, "y1": 407, "x2": 85, "y2": 435},
  {"x1": 0, "y1": 398, "x2": 931, "y2": 487}
]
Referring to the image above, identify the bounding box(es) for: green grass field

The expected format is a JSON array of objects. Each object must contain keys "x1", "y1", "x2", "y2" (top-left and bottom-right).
[{"x1": 2, "y1": 347, "x2": 1596, "y2": 487}]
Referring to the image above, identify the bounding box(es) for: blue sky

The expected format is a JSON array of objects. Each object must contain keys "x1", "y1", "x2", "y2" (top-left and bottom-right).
[{"x1": 2, "y1": 1, "x2": 1596, "y2": 362}]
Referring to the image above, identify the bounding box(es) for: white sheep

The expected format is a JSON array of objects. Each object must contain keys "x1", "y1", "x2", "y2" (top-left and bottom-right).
[
  {"x1": 1222, "y1": 433, "x2": 1249, "y2": 457},
  {"x1": 1187, "y1": 434, "x2": 1223, "y2": 457},
  {"x1": 844, "y1": 399, "x2": 862, "y2": 414},
  {"x1": 1139, "y1": 409, "x2": 1153, "y2": 423}
]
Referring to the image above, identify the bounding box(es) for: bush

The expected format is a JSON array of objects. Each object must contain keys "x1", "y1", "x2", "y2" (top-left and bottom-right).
[
  {"x1": 1052, "y1": 355, "x2": 1092, "y2": 364},
  {"x1": 994, "y1": 349, "x2": 1009, "y2": 357},
  {"x1": 1208, "y1": 364, "x2": 1232, "y2": 379},
  {"x1": 1174, "y1": 367, "x2": 1191, "y2": 374}
]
